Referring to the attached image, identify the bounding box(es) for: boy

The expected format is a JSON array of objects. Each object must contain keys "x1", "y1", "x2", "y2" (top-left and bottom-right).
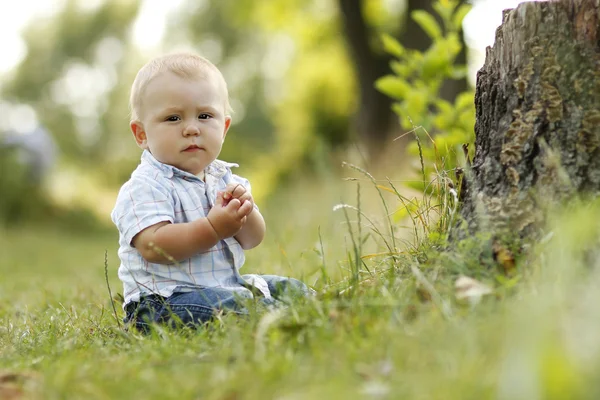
[{"x1": 111, "y1": 53, "x2": 311, "y2": 332}]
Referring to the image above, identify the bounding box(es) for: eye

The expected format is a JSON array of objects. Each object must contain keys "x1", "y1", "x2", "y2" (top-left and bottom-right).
[
  {"x1": 165, "y1": 115, "x2": 180, "y2": 122},
  {"x1": 198, "y1": 113, "x2": 212, "y2": 120}
]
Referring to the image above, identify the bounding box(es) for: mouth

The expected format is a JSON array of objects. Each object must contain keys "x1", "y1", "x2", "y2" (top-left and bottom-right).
[{"x1": 183, "y1": 144, "x2": 203, "y2": 152}]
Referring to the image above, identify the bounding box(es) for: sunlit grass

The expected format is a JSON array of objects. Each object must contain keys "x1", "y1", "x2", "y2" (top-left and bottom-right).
[{"x1": 1, "y1": 170, "x2": 600, "y2": 399}]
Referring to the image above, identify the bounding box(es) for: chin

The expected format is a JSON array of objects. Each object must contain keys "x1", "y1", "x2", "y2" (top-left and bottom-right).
[{"x1": 185, "y1": 165, "x2": 206, "y2": 175}]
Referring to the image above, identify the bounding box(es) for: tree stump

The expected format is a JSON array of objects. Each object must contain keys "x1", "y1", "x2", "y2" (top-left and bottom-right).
[{"x1": 460, "y1": 0, "x2": 600, "y2": 237}]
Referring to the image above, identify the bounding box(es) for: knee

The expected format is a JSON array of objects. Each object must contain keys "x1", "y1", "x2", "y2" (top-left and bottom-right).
[{"x1": 263, "y1": 275, "x2": 313, "y2": 298}]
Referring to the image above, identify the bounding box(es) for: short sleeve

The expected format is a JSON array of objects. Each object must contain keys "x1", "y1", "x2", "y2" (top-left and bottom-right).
[
  {"x1": 225, "y1": 171, "x2": 259, "y2": 212},
  {"x1": 111, "y1": 176, "x2": 175, "y2": 246}
]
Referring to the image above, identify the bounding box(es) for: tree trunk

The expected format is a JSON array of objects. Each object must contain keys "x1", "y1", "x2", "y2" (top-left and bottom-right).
[
  {"x1": 459, "y1": 0, "x2": 600, "y2": 237},
  {"x1": 338, "y1": 0, "x2": 396, "y2": 156}
]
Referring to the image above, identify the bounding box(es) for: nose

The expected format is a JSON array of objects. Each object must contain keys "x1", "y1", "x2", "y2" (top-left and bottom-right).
[{"x1": 183, "y1": 122, "x2": 200, "y2": 137}]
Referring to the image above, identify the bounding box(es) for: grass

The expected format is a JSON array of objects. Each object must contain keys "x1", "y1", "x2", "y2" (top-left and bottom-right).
[{"x1": 1, "y1": 169, "x2": 600, "y2": 399}]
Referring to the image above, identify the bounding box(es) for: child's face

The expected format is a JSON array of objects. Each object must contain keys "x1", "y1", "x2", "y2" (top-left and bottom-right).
[{"x1": 131, "y1": 72, "x2": 231, "y2": 175}]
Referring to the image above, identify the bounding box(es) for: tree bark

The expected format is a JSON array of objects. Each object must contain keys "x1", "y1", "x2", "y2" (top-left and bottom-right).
[{"x1": 459, "y1": 0, "x2": 600, "y2": 236}]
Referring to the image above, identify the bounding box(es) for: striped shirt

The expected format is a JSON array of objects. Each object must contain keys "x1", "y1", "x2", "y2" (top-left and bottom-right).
[{"x1": 111, "y1": 150, "x2": 270, "y2": 306}]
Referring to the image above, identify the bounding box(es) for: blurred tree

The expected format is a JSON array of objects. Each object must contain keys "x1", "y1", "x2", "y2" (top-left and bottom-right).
[
  {"x1": 338, "y1": 0, "x2": 395, "y2": 154},
  {"x1": 2, "y1": 0, "x2": 140, "y2": 167},
  {"x1": 0, "y1": 0, "x2": 471, "y2": 207},
  {"x1": 338, "y1": 0, "x2": 468, "y2": 155}
]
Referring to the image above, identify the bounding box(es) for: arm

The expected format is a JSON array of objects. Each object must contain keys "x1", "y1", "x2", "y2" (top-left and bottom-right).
[
  {"x1": 133, "y1": 196, "x2": 248, "y2": 264},
  {"x1": 234, "y1": 209, "x2": 266, "y2": 250},
  {"x1": 132, "y1": 218, "x2": 219, "y2": 264}
]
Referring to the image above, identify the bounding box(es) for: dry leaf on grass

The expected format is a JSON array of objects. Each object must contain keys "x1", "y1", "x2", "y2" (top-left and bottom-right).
[
  {"x1": 455, "y1": 275, "x2": 493, "y2": 303},
  {"x1": 492, "y1": 241, "x2": 517, "y2": 276},
  {"x1": 0, "y1": 371, "x2": 38, "y2": 400}
]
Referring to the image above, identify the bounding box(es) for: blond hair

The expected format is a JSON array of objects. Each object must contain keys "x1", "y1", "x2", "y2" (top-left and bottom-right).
[{"x1": 129, "y1": 52, "x2": 231, "y2": 121}]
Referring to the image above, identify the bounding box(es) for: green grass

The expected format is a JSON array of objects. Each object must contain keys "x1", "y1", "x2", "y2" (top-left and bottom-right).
[{"x1": 1, "y1": 175, "x2": 600, "y2": 399}]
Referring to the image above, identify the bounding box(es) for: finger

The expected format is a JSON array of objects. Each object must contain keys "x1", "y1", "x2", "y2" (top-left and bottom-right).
[
  {"x1": 237, "y1": 199, "x2": 253, "y2": 217},
  {"x1": 226, "y1": 198, "x2": 241, "y2": 211},
  {"x1": 239, "y1": 193, "x2": 252, "y2": 204},
  {"x1": 232, "y1": 184, "x2": 246, "y2": 198},
  {"x1": 215, "y1": 192, "x2": 225, "y2": 206},
  {"x1": 220, "y1": 184, "x2": 233, "y2": 201}
]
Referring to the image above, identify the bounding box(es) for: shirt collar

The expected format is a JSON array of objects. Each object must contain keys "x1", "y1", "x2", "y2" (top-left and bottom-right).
[{"x1": 141, "y1": 150, "x2": 238, "y2": 180}]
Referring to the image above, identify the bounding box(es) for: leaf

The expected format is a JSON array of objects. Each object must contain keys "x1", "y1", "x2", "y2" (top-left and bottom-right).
[
  {"x1": 375, "y1": 185, "x2": 396, "y2": 194},
  {"x1": 381, "y1": 33, "x2": 405, "y2": 58},
  {"x1": 391, "y1": 102, "x2": 404, "y2": 118},
  {"x1": 390, "y1": 60, "x2": 411, "y2": 77},
  {"x1": 375, "y1": 75, "x2": 411, "y2": 99},
  {"x1": 455, "y1": 92, "x2": 475, "y2": 111},
  {"x1": 361, "y1": 251, "x2": 405, "y2": 260},
  {"x1": 421, "y1": 49, "x2": 450, "y2": 80},
  {"x1": 392, "y1": 199, "x2": 420, "y2": 222},
  {"x1": 403, "y1": 89, "x2": 428, "y2": 119},
  {"x1": 411, "y1": 10, "x2": 442, "y2": 40},
  {"x1": 0, "y1": 371, "x2": 38, "y2": 400},
  {"x1": 432, "y1": 1, "x2": 454, "y2": 23},
  {"x1": 492, "y1": 241, "x2": 517, "y2": 276},
  {"x1": 449, "y1": 66, "x2": 468, "y2": 80},
  {"x1": 416, "y1": 285, "x2": 432, "y2": 302},
  {"x1": 434, "y1": 98, "x2": 453, "y2": 115},
  {"x1": 455, "y1": 276, "x2": 493, "y2": 303}
]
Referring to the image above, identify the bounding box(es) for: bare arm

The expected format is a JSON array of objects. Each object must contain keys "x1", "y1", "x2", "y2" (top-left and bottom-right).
[
  {"x1": 133, "y1": 197, "x2": 248, "y2": 264},
  {"x1": 235, "y1": 210, "x2": 266, "y2": 250},
  {"x1": 132, "y1": 219, "x2": 220, "y2": 264}
]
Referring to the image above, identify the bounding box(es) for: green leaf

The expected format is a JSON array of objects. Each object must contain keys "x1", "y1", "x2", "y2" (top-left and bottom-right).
[
  {"x1": 392, "y1": 201, "x2": 419, "y2": 222},
  {"x1": 432, "y1": 1, "x2": 454, "y2": 24},
  {"x1": 455, "y1": 92, "x2": 475, "y2": 111},
  {"x1": 445, "y1": 33, "x2": 463, "y2": 58},
  {"x1": 449, "y1": 66, "x2": 468, "y2": 80},
  {"x1": 390, "y1": 60, "x2": 411, "y2": 77},
  {"x1": 434, "y1": 99, "x2": 453, "y2": 115},
  {"x1": 404, "y1": 90, "x2": 428, "y2": 120},
  {"x1": 381, "y1": 33, "x2": 405, "y2": 59},
  {"x1": 375, "y1": 75, "x2": 411, "y2": 99},
  {"x1": 421, "y1": 49, "x2": 449, "y2": 80},
  {"x1": 392, "y1": 102, "x2": 405, "y2": 117},
  {"x1": 411, "y1": 10, "x2": 443, "y2": 40}
]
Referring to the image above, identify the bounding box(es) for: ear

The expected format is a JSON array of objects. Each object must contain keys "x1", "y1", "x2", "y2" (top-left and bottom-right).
[
  {"x1": 130, "y1": 120, "x2": 148, "y2": 150},
  {"x1": 222, "y1": 116, "x2": 232, "y2": 141}
]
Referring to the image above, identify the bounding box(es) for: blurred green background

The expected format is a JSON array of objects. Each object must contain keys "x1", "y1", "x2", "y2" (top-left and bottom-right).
[
  {"x1": 0, "y1": 0, "x2": 511, "y2": 227},
  {"x1": 6, "y1": 3, "x2": 600, "y2": 398}
]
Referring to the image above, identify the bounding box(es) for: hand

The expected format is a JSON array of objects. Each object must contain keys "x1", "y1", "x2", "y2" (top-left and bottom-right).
[
  {"x1": 222, "y1": 183, "x2": 254, "y2": 214},
  {"x1": 206, "y1": 192, "x2": 253, "y2": 239}
]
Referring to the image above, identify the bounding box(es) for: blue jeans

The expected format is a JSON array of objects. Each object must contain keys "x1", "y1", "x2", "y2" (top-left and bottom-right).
[{"x1": 124, "y1": 275, "x2": 312, "y2": 332}]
